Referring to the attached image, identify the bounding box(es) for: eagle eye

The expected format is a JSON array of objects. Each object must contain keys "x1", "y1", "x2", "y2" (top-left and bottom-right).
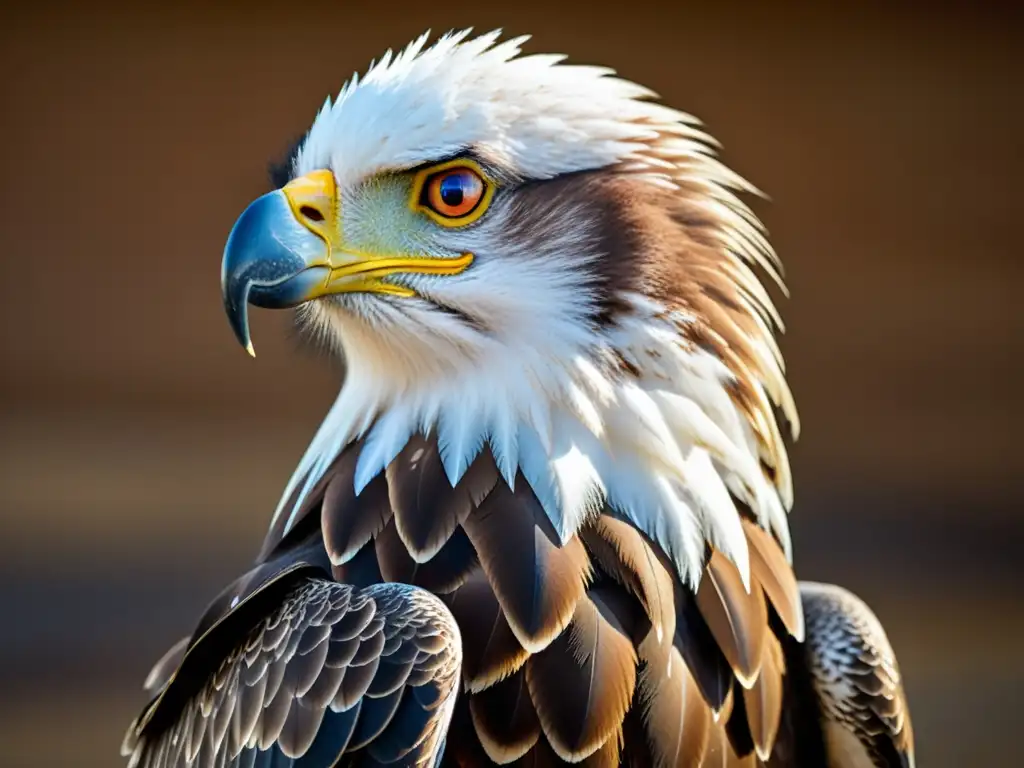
[
  {"x1": 410, "y1": 160, "x2": 494, "y2": 227},
  {"x1": 425, "y1": 168, "x2": 484, "y2": 217}
]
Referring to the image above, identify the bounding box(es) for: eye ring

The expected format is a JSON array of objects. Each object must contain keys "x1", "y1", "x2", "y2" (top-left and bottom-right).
[{"x1": 410, "y1": 159, "x2": 495, "y2": 227}]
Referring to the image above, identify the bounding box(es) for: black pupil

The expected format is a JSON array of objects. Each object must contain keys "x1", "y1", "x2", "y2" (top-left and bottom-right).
[{"x1": 439, "y1": 174, "x2": 466, "y2": 207}]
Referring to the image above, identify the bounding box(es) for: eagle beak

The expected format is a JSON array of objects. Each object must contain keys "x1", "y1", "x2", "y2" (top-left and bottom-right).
[
  {"x1": 221, "y1": 170, "x2": 337, "y2": 356},
  {"x1": 220, "y1": 169, "x2": 474, "y2": 356}
]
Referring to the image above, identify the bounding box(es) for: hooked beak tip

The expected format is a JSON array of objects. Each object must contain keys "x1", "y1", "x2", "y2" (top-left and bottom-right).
[{"x1": 222, "y1": 272, "x2": 255, "y2": 357}]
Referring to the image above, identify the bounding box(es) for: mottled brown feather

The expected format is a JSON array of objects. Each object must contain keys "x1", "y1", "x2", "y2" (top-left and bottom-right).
[{"x1": 801, "y1": 582, "x2": 916, "y2": 768}]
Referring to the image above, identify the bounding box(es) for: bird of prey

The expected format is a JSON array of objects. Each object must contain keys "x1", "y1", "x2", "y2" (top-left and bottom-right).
[{"x1": 122, "y1": 29, "x2": 914, "y2": 768}]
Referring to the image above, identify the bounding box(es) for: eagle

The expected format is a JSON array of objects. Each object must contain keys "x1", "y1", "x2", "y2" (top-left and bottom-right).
[{"x1": 122, "y1": 30, "x2": 915, "y2": 768}]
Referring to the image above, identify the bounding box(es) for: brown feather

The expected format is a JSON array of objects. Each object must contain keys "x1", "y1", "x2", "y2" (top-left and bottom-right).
[
  {"x1": 462, "y1": 476, "x2": 591, "y2": 653},
  {"x1": 702, "y1": 725, "x2": 728, "y2": 768},
  {"x1": 374, "y1": 518, "x2": 477, "y2": 593},
  {"x1": 321, "y1": 452, "x2": 392, "y2": 566},
  {"x1": 330, "y1": 542, "x2": 383, "y2": 588},
  {"x1": 260, "y1": 439, "x2": 366, "y2": 563},
  {"x1": 509, "y1": 737, "x2": 565, "y2": 768},
  {"x1": 723, "y1": 681, "x2": 756, "y2": 760},
  {"x1": 743, "y1": 519, "x2": 804, "y2": 641},
  {"x1": 636, "y1": 626, "x2": 711, "y2": 768},
  {"x1": 525, "y1": 589, "x2": 637, "y2": 762},
  {"x1": 742, "y1": 632, "x2": 785, "y2": 761},
  {"x1": 723, "y1": 377, "x2": 775, "y2": 469},
  {"x1": 696, "y1": 550, "x2": 768, "y2": 687},
  {"x1": 693, "y1": 297, "x2": 766, "y2": 383},
  {"x1": 674, "y1": 587, "x2": 733, "y2": 714},
  {"x1": 580, "y1": 515, "x2": 675, "y2": 643},
  {"x1": 578, "y1": 732, "x2": 622, "y2": 767},
  {"x1": 579, "y1": 173, "x2": 795, "y2": 446},
  {"x1": 386, "y1": 434, "x2": 499, "y2": 561},
  {"x1": 445, "y1": 700, "x2": 494, "y2": 767},
  {"x1": 443, "y1": 568, "x2": 529, "y2": 692},
  {"x1": 705, "y1": 721, "x2": 758, "y2": 768},
  {"x1": 469, "y1": 669, "x2": 542, "y2": 763},
  {"x1": 619, "y1": 707, "x2": 655, "y2": 768},
  {"x1": 717, "y1": 687, "x2": 737, "y2": 736}
]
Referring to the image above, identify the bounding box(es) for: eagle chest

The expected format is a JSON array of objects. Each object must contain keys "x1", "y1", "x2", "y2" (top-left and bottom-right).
[{"x1": 251, "y1": 433, "x2": 804, "y2": 766}]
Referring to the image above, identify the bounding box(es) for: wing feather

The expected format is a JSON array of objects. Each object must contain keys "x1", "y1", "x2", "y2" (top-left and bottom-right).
[
  {"x1": 122, "y1": 580, "x2": 461, "y2": 768},
  {"x1": 801, "y1": 582, "x2": 916, "y2": 768}
]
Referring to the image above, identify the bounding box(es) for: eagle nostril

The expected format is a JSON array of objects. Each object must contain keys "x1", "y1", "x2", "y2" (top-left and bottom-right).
[{"x1": 300, "y1": 205, "x2": 324, "y2": 223}]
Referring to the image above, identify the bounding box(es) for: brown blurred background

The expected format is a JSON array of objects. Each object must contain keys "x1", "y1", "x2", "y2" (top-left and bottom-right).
[{"x1": 1, "y1": 1, "x2": 1021, "y2": 765}]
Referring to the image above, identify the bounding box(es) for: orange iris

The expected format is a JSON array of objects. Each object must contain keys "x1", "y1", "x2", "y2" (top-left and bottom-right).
[{"x1": 424, "y1": 167, "x2": 486, "y2": 218}]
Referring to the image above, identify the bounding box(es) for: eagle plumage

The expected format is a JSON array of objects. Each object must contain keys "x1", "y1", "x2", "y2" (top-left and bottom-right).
[{"x1": 123, "y1": 30, "x2": 914, "y2": 767}]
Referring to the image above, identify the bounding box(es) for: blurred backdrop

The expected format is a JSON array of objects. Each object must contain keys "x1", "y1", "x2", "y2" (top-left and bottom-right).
[{"x1": 1, "y1": 1, "x2": 1021, "y2": 765}]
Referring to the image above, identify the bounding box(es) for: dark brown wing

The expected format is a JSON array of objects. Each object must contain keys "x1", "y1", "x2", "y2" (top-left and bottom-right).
[
  {"x1": 799, "y1": 582, "x2": 915, "y2": 768},
  {"x1": 122, "y1": 579, "x2": 461, "y2": 768}
]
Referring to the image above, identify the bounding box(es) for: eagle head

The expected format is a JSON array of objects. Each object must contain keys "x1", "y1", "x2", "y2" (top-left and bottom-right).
[{"x1": 220, "y1": 30, "x2": 798, "y2": 587}]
